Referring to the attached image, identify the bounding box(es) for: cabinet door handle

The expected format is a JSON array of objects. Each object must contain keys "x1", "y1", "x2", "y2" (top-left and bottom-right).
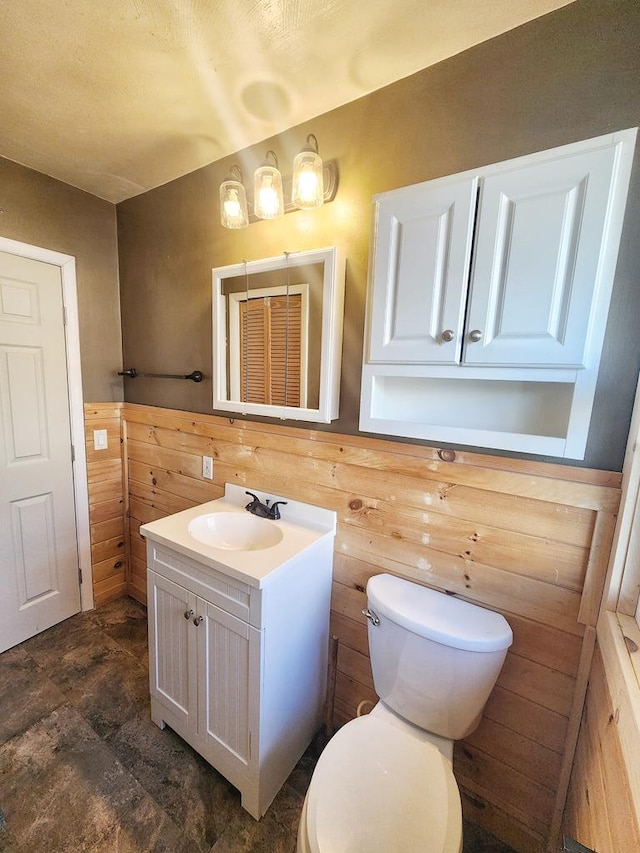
[
  {"x1": 441, "y1": 329, "x2": 455, "y2": 343},
  {"x1": 469, "y1": 329, "x2": 482, "y2": 342},
  {"x1": 184, "y1": 609, "x2": 194, "y2": 620},
  {"x1": 193, "y1": 615, "x2": 204, "y2": 626}
]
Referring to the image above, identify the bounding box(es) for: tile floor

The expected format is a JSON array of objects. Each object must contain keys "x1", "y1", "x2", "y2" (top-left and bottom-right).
[{"x1": 0, "y1": 597, "x2": 515, "y2": 852}]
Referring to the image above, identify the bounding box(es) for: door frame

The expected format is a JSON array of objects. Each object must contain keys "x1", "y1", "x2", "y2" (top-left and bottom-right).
[{"x1": 0, "y1": 235, "x2": 93, "y2": 610}]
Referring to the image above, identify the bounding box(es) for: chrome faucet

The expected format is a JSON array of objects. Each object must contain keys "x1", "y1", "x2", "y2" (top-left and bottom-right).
[{"x1": 245, "y1": 492, "x2": 288, "y2": 521}]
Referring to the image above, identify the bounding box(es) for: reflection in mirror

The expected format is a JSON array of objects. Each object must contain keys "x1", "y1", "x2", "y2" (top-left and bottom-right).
[
  {"x1": 212, "y1": 247, "x2": 345, "y2": 423},
  {"x1": 227, "y1": 271, "x2": 319, "y2": 408}
]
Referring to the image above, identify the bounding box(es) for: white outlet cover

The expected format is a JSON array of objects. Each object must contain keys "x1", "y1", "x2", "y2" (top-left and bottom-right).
[
  {"x1": 93, "y1": 428, "x2": 108, "y2": 450},
  {"x1": 202, "y1": 456, "x2": 214, "y2": 479}
]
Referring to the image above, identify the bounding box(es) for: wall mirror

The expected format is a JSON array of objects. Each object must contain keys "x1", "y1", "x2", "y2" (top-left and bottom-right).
[{"x1": 212, "y1": 246, "x2": 345, "y2": 422}]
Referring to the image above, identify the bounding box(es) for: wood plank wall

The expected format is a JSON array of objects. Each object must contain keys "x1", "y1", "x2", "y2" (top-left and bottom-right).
[
  {"x1": 88, "y1": 402, "x2": 621, "y2": 853},
  {"x1": 84, "y1": 404, "x2": 127, "y2": 607},
  {"x1": 563, "y1": 644, "x2": 640, "y2": 851}
]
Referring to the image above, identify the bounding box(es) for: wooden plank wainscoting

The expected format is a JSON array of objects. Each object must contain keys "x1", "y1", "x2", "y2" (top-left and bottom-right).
[
  {"x1": 105, "y1": 402, "x2": 620, "y2": 853},
  {"x1": 84, "y1": 404, "x2": 127, "y2": 606}
]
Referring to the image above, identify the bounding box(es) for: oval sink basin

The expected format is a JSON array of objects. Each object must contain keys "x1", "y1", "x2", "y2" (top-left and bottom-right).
[{"x1": 187, "y1": 512, "x2": 284, "y2": 551}]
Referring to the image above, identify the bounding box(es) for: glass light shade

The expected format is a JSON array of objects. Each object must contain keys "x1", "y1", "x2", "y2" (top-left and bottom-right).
[
  {"x1": 219, "y1": 179, "x2": 249, "y2": 229},
  {"x1": 254, "y1": 165, "x2": 284, "y2": 219},
  {"x1": 292, "y1": 148, "x2": 324, "y2": 209}
]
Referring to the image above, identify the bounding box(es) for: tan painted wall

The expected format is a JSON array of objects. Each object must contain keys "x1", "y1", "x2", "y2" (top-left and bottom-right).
[
  {"x1": 117, "y1": 0, "x2": 640, "y2": 471},
  {"x1": 0, "y1": 157, "x2": 122, "y2": 402}
]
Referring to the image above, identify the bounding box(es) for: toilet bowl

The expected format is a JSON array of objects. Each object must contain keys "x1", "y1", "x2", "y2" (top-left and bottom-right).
[{"x1": 297, "y1": 711, "x2": 462, "y2": 853}]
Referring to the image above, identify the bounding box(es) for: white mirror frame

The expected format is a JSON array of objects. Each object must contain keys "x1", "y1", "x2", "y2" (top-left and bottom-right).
[{"x1": 212, "y1": 246, "x2": 345, "y2": 423}]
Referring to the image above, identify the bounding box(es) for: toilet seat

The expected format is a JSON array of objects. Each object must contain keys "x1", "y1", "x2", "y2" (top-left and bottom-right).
[{"x1": 304, "y1": 714, "x2": 462, "y2": 853}]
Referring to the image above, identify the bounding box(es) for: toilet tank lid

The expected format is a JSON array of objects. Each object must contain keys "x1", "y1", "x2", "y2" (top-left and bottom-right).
[{"x1": 367, "y1": 574, "x2": 513, "y2": 652}]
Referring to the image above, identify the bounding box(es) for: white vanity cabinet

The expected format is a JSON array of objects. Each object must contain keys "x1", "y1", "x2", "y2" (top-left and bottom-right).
[
  {"x1": 361, "y1": 128, "x2": 637, "y2": 458},
  {"x1": 142, "y1": 486, "x2": 337, "y2": 820},
  {"x1": 147, "y1": 561, "x2": 260, "y2": 787}
]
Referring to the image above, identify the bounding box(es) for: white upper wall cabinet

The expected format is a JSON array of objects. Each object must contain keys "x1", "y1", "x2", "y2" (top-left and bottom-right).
[{"x1": 361, "y1": 129, "x2": 637, "y2": 459}]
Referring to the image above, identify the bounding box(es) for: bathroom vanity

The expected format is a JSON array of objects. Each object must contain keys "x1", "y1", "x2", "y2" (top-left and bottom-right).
[{"x1": 140, "y1": 484, "x2": 336, "y2": 818}]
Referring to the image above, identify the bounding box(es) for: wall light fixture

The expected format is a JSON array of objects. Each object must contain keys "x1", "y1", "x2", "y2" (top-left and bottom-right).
[
  {"x1": 292, "y1": 134, "x2": 324, "y2": 209},
  {"x1": 219, "y1": 165, "x2": 249, "y2": 229},
  {"x1": 254, "y1": 150, "x2": 284, "y2": 220},
  {"x1": 218, "y1": 135, "x2": 338, "y2": 229}
]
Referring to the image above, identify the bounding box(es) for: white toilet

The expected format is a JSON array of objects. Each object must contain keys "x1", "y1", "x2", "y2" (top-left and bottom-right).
[{"x1": 297, "y1": 573, "x2": 513, "y2": 853}]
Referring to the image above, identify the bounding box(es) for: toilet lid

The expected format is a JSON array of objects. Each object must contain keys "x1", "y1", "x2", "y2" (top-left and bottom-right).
[{"x1": 306, "y1": 715, "x2": 462, "y2": 853}]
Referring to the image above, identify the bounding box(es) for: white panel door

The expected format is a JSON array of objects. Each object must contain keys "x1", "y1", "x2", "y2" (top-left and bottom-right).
[
  {"x1": 199, "y1": 598, "x2": 261, "y2": 783},
  {"x1": 464, "y1": 144, "x2": 618, "y2": 367},
  {"x1": 368, "y1": 175, "x2": 478, "y2": 363},
  {"x1": 0, "y1": 251, "x2": 81, "y2": 652}
]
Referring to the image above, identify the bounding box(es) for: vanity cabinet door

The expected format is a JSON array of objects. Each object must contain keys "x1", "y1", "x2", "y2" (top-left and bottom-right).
[
  {"x1": 147, "y1": 570, "x2": 198, "y2": 734},
  {"x1": 197, "y1": 597, "x2": 261, "y2": 785},
  {"x1": 368, "y1": 175, "x2": 478, "y2": 364},
  {"x1": 464, "y1": 143, "x2": 618, "y2": 368}
]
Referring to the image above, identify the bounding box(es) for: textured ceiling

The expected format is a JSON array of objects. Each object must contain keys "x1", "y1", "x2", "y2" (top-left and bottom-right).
[{"x1": 0, "y1": 0, "x2": 576, "y2": 203}]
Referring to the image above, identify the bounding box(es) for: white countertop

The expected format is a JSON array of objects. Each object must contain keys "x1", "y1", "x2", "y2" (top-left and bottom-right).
[{"x1": 140, "y1": 483, "x2": 337, "y2": 588}]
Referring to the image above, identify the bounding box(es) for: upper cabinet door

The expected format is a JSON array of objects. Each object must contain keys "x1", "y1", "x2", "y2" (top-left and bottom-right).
[
  {"x1": 368, "y1": 175, "x2": 478, "y2": 363},
  {"x1": 463, "y1": 144, "x2": 618, "y2": 367}
]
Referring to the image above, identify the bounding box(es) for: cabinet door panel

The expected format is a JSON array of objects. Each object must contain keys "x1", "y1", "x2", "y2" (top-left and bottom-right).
[
  {"x1": 464, "y1": 145, "x2": 617, "y2": 367},
  {"x1": 369, "y1": 176, "x2": 478, "y2": 363},
  {"x1": 198, "y1": 598, "x2": 261, "y2": 775},
  {"x1": 148, "y1": 570, "x2": 198, "y2": 731}
]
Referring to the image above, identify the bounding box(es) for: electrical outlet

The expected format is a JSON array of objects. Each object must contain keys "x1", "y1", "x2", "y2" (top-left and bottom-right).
[
  {"x1": 93, "y1": 429, "x2": 108, "y2": 450},
  {"x1": 202, "y1": 456, "x2": 214, "y2": 479}
]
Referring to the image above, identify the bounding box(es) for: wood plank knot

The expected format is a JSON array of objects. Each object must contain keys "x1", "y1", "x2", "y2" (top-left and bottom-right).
[{"x1": 437, "y1": 449, "x2": 457, "y2": 462}]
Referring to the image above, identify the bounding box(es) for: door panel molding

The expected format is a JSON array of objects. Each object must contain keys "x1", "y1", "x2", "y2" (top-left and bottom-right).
[{"x1": 11, "y1": 492, "x2": 58, "y2": 604}]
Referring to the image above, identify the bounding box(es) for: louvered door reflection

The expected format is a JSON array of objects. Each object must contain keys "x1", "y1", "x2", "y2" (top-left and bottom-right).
[{"x1": 239, "y1": 295, "x2": 302, "y2": 406}]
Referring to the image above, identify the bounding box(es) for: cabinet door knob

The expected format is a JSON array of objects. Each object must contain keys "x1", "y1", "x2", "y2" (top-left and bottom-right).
[
  {"x1": 469, "y1": 329, "x2": 483, "y2": 342},
  {"x1": 193, "y1": 615, "x2": 204, "y2": 626},
  {"x1": 441, "y1": 329, "x2": 455, "y2": 343},
  {"x1": 183, "y1": 609, "x2": 194, "y2": 620}
]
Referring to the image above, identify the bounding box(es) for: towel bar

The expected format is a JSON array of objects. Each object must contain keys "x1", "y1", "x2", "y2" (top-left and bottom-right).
[{"x1": 118, "y1": 368, "x2": 204, "y2": 382}]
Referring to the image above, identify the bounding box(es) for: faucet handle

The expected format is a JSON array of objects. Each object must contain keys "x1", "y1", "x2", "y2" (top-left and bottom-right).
[
  {"x1": 245, "y1": 491, "x2": 260, "y2": 509},
  {"x1": 269, "y1": 501, "x2": 288, "y2": 520}
]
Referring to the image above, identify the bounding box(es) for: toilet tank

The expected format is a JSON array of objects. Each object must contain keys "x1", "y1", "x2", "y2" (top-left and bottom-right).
[{"x1": 366, "y1": 574, "x2": 513, "y2": 740}]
